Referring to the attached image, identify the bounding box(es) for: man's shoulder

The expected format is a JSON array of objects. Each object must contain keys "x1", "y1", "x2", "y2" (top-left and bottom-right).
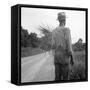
[
  {"x1": 53, "y1": 26, "x2": 60, "y2": 31},
  {"x1": 63, "y1": 27, "x2": 70, "y2": 31},
  {"x1": 65, "y1": 27, "x2": 70, "y2": 33},
  {"x1": 52, "y1": 26, "x2": 70, "y2": 32},
  {"x1": 52, "y1": 26, "x2": 62, "y2": 32}
]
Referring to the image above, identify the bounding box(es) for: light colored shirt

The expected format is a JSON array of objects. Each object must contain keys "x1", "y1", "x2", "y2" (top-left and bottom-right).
[{"x1": 51, "y1": 26, "x2": 73, "y2": 53}]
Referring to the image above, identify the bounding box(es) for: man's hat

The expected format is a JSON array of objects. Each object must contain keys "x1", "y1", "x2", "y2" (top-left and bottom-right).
[{"x1": 57, "y1": 12, "x2": 67, "y2": 20}]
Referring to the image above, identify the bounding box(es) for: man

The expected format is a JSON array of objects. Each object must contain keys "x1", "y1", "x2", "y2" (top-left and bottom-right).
[{"x1": 51, "y1": 12, "x2": 74, "y2": 80}]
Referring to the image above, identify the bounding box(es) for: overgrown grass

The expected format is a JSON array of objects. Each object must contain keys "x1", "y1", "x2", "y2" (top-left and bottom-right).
[
  {"x1": 69, "y1": 50, "x2": 86, "y2": 80},
  {"x1": 21, "y1": 47, "x2": 44, "y2": 57}
]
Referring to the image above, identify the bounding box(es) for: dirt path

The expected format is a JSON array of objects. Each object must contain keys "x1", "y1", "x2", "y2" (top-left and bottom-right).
[{"x1": 21, "y1": 51, "x2": 55, "y2": 83}]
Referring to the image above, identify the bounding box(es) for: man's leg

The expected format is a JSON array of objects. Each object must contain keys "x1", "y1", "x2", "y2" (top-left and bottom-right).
[
  {"x1": 55, "y1": 63, "x2": 62, "y2": 81},
  {"x1": 62, "y1": 65, "x2": 69, "y2": 80}
]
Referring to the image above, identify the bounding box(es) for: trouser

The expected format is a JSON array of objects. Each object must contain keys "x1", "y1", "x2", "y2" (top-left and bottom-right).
[
  {"x1": 55, "y1": 63, "x2": 69, "y2": 81},
  {"x1": 53, "y1": 45, "x2": 70, "y2": 81}
]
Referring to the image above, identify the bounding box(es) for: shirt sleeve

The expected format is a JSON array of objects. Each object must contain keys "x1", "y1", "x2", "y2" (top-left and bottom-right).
[{"x1": 66, "y1": 28, "x2": 73, "y2": 54}]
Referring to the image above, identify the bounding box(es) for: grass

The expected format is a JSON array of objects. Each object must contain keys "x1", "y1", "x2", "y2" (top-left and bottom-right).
[
  {"x1": 69, "y1": 50, "x2": 86, "y2": 80},
  {"x1": 21, "y1": 47, "x2": 44, "y2": 57}
]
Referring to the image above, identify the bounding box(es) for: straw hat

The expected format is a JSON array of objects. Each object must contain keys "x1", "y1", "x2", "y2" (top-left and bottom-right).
[{"x1": 57, "y1": 12, "x2": 67, "y2": 20}]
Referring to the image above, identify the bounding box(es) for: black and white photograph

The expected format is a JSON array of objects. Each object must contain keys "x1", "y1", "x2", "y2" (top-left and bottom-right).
[{"x1": 21, "y1": 6, "x2": 87, "y2": 83}]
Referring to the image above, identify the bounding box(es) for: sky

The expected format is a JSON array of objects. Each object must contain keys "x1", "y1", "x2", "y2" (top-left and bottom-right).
[{"x1": 21, "y1": 7, "x2": 86, "y2": 44}]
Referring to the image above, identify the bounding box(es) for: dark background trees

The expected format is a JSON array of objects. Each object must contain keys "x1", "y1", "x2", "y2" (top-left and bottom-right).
[
  {"x1": 21, "y1": 27, "x2": 40, "y2": 48},
  {"x1": 21, "y1": 26, "x2": 52, "y2": 50},
  {"x1": 72, "y1": 38, "x2": 86, "y2": 51},
  {"x1": 21, "y1": 26, "x2": 52, "y2": 57},
  {"x1": 21, "y1": 27, "x2": 42, "y2": 57},
  {"x1": 21, "y1": 27, "x2": 29, "y2": 47}
]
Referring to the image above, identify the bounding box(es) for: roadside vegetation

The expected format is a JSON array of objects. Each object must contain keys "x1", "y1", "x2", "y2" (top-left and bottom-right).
[{"x1": 21, "y1": 26, "x2": 86, "y2": 80}]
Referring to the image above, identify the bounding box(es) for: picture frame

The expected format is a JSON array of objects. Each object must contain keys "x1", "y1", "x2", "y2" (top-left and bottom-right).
[{"x1": 11, "y1": 4, "x2": 88, "y2": 85}]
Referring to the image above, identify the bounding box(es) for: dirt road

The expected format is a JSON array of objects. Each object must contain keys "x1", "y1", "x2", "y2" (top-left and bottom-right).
[{"x1": 21, "y1": 51, "x2": 55, "y2": 83}]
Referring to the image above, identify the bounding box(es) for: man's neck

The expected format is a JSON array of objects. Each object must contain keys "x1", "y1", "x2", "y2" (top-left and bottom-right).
[{"x1": 59, "y1": 24, "x2": 65, "y2": 27}]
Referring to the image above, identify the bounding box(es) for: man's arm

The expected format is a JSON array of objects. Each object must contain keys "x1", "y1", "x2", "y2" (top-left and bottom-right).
[
  {"x1": 66, "y1": 29, "x2": 73, "y2": 54},
  {"x1": 66, "y1": 28, "x2": 74, "y2": 65}
]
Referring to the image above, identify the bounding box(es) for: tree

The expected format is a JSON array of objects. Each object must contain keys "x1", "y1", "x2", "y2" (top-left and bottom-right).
[
  {"x1": 38, "y1": 25, "x2": 52, "y2": 51},
  {"x1": 21, "y1": 27, "x2": 40, "y2": 47},
  {"x1": 72, "y1": 38, "x2": 85, "y2": 51},
  {"x1": 29, "y1": 33, "x2": 40, "y2": 48},
  {"x1": 21, "y1": 27, "x2": 29, "y2": 47}
]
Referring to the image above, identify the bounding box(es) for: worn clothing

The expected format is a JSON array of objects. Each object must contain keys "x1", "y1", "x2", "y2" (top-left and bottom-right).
[
  {"x1": 54, "y1": 45, "x2": 70, "y2": 64},
  {"x1": 52, "y1": 26, "x2": 73, "y2": 80},
  {"x1": 52, "y1": 26, "x2": 73, "y2": 54},
  {"x1": 54, "y1": 45, "x2": 70, "y2": 80},
  {"x1": 55, "y1": 63, "x2": 69, "y2": 80},
  {"x1": 52, "y1": 26, "x2": 73, "y2": 64}
]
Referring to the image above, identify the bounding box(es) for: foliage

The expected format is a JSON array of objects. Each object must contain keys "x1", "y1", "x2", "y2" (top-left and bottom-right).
[
  {"x1": 38, "y1": 25, "x2": 51, "y2": 36},
  {"x1": 69, "y1": 51, "x2": 86, "y2": 80},
  {"x1": 38, "y1": 25, "x2": 52, "y2": 51},
  {"x1": 21, "y1": 27, "x2": 29, "y2": 47},
  {"x1": 72, "y1": 39, "x2": 86, "y2": 51},
  {"x1": 21, "y1": 27, "x2": 40, "y2": 48}
]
